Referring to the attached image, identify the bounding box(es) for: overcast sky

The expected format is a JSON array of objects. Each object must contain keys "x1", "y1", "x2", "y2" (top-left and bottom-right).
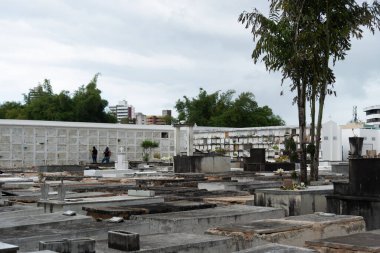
[{"x1": 1, "y1": 0, "x2": 379, "y2": 126}]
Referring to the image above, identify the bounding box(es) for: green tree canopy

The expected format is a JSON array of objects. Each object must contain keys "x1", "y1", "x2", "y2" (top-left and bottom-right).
[
  {"x1": 239, "y1": 0, "x2": 380, "y2": 182},
  {"x1": 0, "y1": 74, "x2": 117, "y2": 123},
  {"x1": 175, "y1": 88, "x2": 284, "y2": 127}
]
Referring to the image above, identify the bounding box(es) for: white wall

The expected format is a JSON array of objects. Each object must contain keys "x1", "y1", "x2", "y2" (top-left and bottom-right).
[{"x1": 321, "y1": 121, "x2": 342, "y2": 161}]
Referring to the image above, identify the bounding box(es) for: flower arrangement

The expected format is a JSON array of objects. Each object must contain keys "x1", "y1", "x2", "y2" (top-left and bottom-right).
[{"x1": 274, "y1": 168, "x2": 284, "y2": 176}]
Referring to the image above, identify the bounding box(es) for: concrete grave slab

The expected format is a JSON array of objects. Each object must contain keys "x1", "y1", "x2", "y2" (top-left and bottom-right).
[
  {"x1": 235, "y1": 243, "x2": 317, "y2": 252},
  {"x1": 198, "y1": 180, "x2": 282, "y2": 194},
  {"x1": 255, "y1": 185, "x2": 333, "y2": 216},
  {"x1": 203, "y1": 195, "x2": 255, "y2": 205},
  {"x1": 0, "y1": 205, "x2": 45, "y2": 218},
  {"x1": 96, "y1": 232, "x2": 236, "y2": 253},
  {"x1": 0, "y1": 211, "x2": 92, "y2": 235},
  {"x1": 0, "y1": 219, "x2": 151, "y2": 252},
  {"x1": 23, "y1": 251, "x2": 57, "y2": 253},
  {"x1": 131, "y1": 205, "x2": 284, "y2": 234},
  {"x1": 37, "y1": 194, "x2": 164, "y2": 214},
  {"x1": 206, "y1": 213, "x2": 365, "y2": 248},
  {"x1": 83, "y1": 200, "x2": 216, "y2": 220},
  {"x1": 305, "y1": 230, "x2": 380, "y2": 252}
]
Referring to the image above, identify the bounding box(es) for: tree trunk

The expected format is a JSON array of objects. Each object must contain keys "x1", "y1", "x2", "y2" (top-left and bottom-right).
[
  {"x1": 309, "y1": 81, "x2": 317, "y2": 181},
  {"x1": 297, "y1": 79, "x2": 308, "y2": 184}
]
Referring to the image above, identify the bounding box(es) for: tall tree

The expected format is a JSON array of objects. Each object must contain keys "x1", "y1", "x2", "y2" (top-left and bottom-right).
[
  {"x1": 0, "y1": 75, "x2": 117, "y2": 123},
  {"x1": 72, "y1": 73, "x2": 117, "y2": 123},
  {"x1": 175, "y1": 88, "x2": 284, "y2": 127},
  {"x1": 240, "y1": 0, "x2": 380, "y2": 182}
]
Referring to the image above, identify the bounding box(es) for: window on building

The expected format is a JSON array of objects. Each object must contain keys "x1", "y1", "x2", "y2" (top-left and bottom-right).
[
  {"x1": 324, "y1": 136, "x2": 328, "y2": 140},
  {"x1": 161, "y1": 132, "x2": 169, "y2": 138},
  {"x1": 333, "y1": 136, "x2": 337, "y2": 140},
  {"x1": 372, "y1": 137, "x2": 376, "y2": 141}
]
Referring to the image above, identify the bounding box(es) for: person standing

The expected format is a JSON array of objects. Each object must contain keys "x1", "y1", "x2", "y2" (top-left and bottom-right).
[
  {"x1": 91, "y1": 146, "x2": 98, "y2": 163},
  {"x1": 101, "y1": 146, "x2": 111, "y2": 163}
]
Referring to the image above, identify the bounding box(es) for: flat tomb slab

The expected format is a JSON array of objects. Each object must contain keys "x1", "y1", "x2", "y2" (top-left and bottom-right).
[
  {"x1": 203, "y1": 196, "x2": 255, "y2": 205},
  {"x1": 255, "y1": 185, "x2": 333, "y2": 216},
  {"x1": 0, "y1": 205, "x2": 44, "y2": 218},
  {"x1": 0, "y1": 212, "x2": 92, "y2": 233},
  {"x1": 305, "y1": 231, "x2": 380, "y2": 252},
  {"x1": 0, "y1": 220, "x2": 151, "y2": 252},
  {"x1": 38, "y1": 195, "x2": 164, "y2": 214},
  {"x1": 236, "y1": 243, "x2": 317, "y2": 252},
  {"x1": 83, "y1": 200, "x2": 216, "y2": 219},
  {"x1": 96, "y1": 232, "x2": 235, "y2": 253},
  {"x1": 206, "y1": 213, "x2": 365, "y2": 247},
  {"x1": 198, "y1": 180, "x2": 282, "y2": 193},
  {"x1": 131, "y1": 205, "x2": 284, "y2": 234}
]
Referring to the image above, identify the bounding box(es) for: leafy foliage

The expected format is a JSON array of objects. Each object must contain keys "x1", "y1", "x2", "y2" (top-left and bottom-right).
[
  {"x1": 239, "y1": 0, "x2": 380, "y2": 182},
  {"x1": 0, "y1": 74, "x2": 117, "y2": 123},
  {"x1": 175, "y1": 88, "x2": 284, "y2": 127},
  {"x1": 141, "y1": 140, "x2": 159, "y2": 162}
]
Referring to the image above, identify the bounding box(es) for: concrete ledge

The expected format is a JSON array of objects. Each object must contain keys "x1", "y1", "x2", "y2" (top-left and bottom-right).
[
  {"x1": 207, "y1": 213, "x2": 365, "y2": 248},
  {"x1": 39, "y1": 238, "x2": 95, "y2": 253},
  {"x1": 131, "y1": 205, "x2": 284, "y2": 234},
  {"x1": 236, "y1": 243, "x2": 317, "y2": 252},
  {"x1": 128, "y1": 189, "x2": 155, "y2": 197}
]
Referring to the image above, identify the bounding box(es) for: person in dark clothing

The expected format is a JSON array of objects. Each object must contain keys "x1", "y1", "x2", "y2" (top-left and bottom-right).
[
  {"x1": 101, "y1": 147, "x2": 111, "y2": 163},
  {"x1": 91, "y1": 146, "x2": 98, "y2": 163}
]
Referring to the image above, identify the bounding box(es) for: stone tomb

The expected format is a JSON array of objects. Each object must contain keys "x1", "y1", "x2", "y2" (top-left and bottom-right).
[
  {"x1": 255, "y1": 185, "x2": 333, "y2": 216},
  {"x1": 235, "y1": 243, "x2": 317, "y2": 253},
  {"x1": 305, "y1": 230, "x2": 380, "y2": 252},
  {"x1": 206, "y1": 213, "x2": 365, "y2": 249},
  {"x1": 0, "y1": 205, "x2": 45, "y2": 219},
  {"x1": 197, "y1": 180, "x2": 282, "y2": 193},
  {"x1": 37, "y1": 194, "x2": 164, "y2": 214},
  {"x1": 96, "y1": 232, "x2": 236, "y2": 253},
  {"x1": 0, "y1": 219, "x2": 151, "y2": 252},
  {"x1": 0, "y1": 212, "x2": 92, "y2": 235},
  {"x1": 131, "y1": 205, "x2": 284, "y2": 234},
  {"x1": 83, "y1": 200, "x2": 216, "y2": 220},
  {"x1": 327, "y1": 158, "x2": 380, "y2": 230}
]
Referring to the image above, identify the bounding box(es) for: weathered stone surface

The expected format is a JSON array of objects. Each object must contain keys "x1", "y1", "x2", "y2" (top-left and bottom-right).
[
  {"x1": 83, "y1": 200, "x2": 216, "y2": 220},
  {"x1": 206, "y1": 213, "x2": 365, "y2": 248},
  {"x1": 131, "y1": 205, "x2": 284, "y2": 234},
  {"x1": 37, "y1": 195, "x2": 164, "y2": 214},
  {"x1": 0, "y1": 212, "x2": 91, "y2": 234},
  {"x1": 108, "y1": 231, "x2": 139, "y2": 251},
  {"x1": 236, "y1": 243, "x2": 317, "y2": 252},
  {"x1": 39, "y1": 238, "x2": 95, "y2": 253},
  {"x1": 305, "y1": 231, "x2": 380, "y2": 252},
  {"x1": 96, "y1": 232, "x2": 235, "y2": 253},
  {"x1": 327, "y1": 158, "x2": 380, "y2": 230},
  {"x1": 1, "y1": 219, "x2": 150, "y2": 252},
  {"x1": 255, "y1": 185, "x2": 333, "y2": 216}
]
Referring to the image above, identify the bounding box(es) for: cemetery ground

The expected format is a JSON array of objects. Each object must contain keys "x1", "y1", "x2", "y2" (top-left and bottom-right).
[{"x1": 1, "y1": 159, "x2": 380, "y2": 253}]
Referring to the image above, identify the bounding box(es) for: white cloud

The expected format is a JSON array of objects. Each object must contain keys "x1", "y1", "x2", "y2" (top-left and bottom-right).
[{"x1": 0, "y1": 0, "x2": 379, "y2": 127}]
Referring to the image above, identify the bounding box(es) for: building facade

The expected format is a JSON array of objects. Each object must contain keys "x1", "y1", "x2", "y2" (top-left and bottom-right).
[
  {"x1": 0, "y1": 119, "x2": 175, "y2": 168},
  {"x1": 364, "y1": 105, "x2": 380, "y2": 128},
  {"x1": 1, "y1": 119, "x2": 352, "y2": 168},
  {"x1": 109, "y1": 100, "x2": 135, "y2": 122}
]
